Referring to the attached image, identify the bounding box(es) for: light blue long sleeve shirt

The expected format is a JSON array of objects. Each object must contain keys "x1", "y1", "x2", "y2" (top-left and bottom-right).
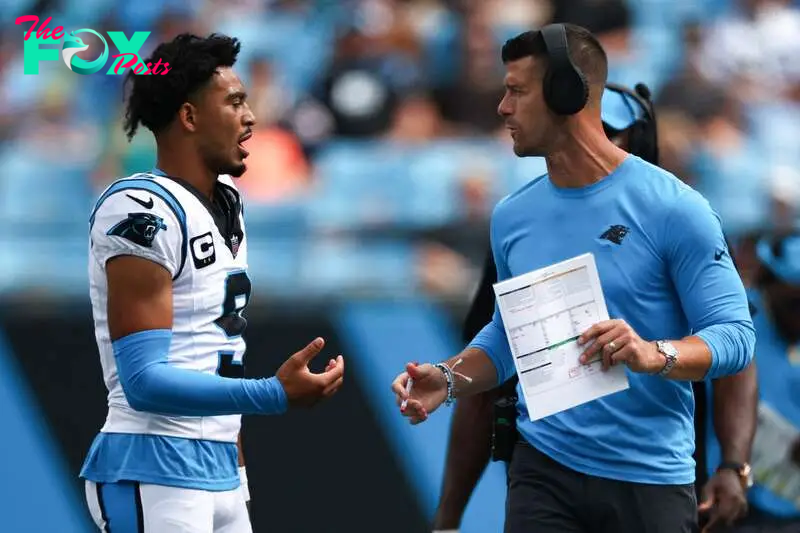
[{"x1": 469, "y1": 155, "x2": 755, "y2": 484}]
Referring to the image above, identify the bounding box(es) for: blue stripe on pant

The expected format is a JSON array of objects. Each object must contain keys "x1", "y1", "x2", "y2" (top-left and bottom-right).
[{"x1": 97, "y1": 482, "x2": 144, "y2": 533}]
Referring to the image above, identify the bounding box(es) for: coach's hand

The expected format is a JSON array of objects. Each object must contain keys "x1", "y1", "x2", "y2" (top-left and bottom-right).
[
  {"x1": 578, "y1": 319, "x2": 662, "y2": 373},
  {"x1": 391, "y1": 363, "x2": 448, "y2": 424},
  {"x1": 698, "y1": 469, "x2": 748, "y2": 532},
  {"x1": 277, "y1": 337, "x2": 344, "y2": 408}
]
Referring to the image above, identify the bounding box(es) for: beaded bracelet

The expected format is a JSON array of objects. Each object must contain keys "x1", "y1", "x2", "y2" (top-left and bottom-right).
[{"x1": 434, "y1": 362, "x2": 456, "y2": 406}]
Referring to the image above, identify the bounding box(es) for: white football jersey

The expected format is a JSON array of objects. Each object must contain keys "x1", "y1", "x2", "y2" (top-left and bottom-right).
[{"x1": 88, "y1": 172, "x2": 250, "y2": 444}]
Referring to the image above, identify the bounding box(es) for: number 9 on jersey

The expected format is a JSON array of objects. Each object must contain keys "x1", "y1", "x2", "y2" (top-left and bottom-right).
[{"x1": 215, "y1": 271, "x2": 251, "y2": 378}]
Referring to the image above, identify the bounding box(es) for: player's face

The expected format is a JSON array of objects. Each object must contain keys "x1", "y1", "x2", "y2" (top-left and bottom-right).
[
  {"x1": 195, "y1": 67, "x2": 256, "y2": 178},
  {"x1": 497, "y1": 57, "x2": 552, "y2": 157}
]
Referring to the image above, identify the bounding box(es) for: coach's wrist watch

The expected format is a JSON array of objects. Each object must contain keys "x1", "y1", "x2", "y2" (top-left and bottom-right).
[
  {"x1": 717, "y1": 461, "x2": 753, "y2": 490},
  {"x1": 655, "y1": 340, "x2": 679, "y2": 376}
]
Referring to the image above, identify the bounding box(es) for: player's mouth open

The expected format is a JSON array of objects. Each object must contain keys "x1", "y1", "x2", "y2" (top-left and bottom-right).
[{"x1": 238, "y1": 131, "x2": 252, "y2": 157}]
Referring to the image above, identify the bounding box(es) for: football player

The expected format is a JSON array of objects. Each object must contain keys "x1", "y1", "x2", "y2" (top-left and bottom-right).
[{"x1": 80, "y1": 33, "x2": 345, "y2": 532}]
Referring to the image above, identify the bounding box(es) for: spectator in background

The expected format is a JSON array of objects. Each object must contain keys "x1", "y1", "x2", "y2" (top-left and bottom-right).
[
  {"x1": 433, "y1": 4, "x2": 507, "y2": 135},
  {"x1": 658, "y1": 22, "x2": 725, "y2": 116},
  {"x1": 235, "y1": 128, "x2": 311, "y2": 204},
  {"x1": 705, "y1": 231, "x2": 800, "y2": 533},
  {"x1": 550, "y1": 0, "x2": 647, "y2": 87},
  {"x1": 697, "y1": 0, "x2": 800, "y2": 103},
  {"x1": 386, "y1": 91, "x2": 447, "y2": 143},
  {"x1": 689, "y1": 90, "x2": 772, "y2": 246},
  {"x1": 433, "y1": 0, "x2": 550, "y2": 135},
  {"x1": 310, "y1": 1, "x2": 424, "y2": 140},
  {"x1": 655, "y1": 22, "x2": 729, "y2": 190},
  {"x1": 236, "y1": 55, "x2": 311, "y2": 204},
  {"x1": 246, "y1": 55, "x2": 291, "y2": 127}
]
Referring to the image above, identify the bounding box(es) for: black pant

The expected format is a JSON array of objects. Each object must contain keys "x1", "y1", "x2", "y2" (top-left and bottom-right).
[{"x1": 505, "y1": 441, "x2": 699, "y2": 533}]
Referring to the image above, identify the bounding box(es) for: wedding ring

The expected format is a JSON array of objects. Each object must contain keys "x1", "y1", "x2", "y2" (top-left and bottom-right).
[{"x1": 607, "y1": 341, "x2": 618, "y2": 353}]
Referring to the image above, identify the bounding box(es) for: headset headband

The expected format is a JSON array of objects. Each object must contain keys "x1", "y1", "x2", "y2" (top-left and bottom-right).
[
  {"x1": 541, "y1": 24, "x2": 571, "y2": 73},
  {"x1": 539, "y1": 23, "x2": 588, "y2": 115}
]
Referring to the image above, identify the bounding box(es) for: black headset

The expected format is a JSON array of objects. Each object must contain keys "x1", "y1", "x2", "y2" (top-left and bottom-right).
[
  {"x1": 539, "y1": 24, "x2": 659, "y2": 164},
  {"x1": 603, "y1": 82, "x2": 659, "y2": 166},
  {"x1": 540, "y1": 23, "x2": 589, "y2": 116}
]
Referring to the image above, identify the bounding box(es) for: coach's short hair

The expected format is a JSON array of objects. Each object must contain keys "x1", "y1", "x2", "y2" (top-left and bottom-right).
[
  {"x1": 123, "y1": 33, "x2": 242, "y2": 141},
  {"x1": 500, "y1": 24, "x2": 608, "y2": 89}
]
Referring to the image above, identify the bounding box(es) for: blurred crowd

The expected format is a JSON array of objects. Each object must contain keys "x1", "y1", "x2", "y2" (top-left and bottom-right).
[{"x1": 1, "y1": 0, "x2": 799, "y2": 301}]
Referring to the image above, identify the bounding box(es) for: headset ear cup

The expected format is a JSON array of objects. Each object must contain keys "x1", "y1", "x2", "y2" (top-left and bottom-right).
[
  {"x1": 546, "y1": 66, "x2": 588, "y2": 115},
  {"x1": 574, "y1": 69, "x2": 589, "y2": 112},
  {"x1": 543, "y1": 67, "x2": 557, "y2": 113}
]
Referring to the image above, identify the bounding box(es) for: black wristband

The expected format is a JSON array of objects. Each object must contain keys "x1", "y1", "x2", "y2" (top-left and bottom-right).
[{"x1": 717, "y1": 461, "x2": 744, "y2": 472}]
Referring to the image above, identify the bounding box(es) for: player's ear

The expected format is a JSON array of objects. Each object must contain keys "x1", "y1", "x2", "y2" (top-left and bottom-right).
[{"x1": 178, "y1": 102, "x2": 198, "y2": 133}]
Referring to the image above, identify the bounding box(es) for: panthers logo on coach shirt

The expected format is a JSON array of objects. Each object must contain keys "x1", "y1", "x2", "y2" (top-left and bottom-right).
[
  {"x1": 599, "y1": 224, "x2": 630, "y2": 245},
  {"x1": 87, "y1": 171, "x2": 251, "y2": 447}
]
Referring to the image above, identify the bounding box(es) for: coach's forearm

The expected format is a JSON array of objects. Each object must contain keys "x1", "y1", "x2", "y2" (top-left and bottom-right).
[
  {"x1": 434, "y1": 390, "x2": 497, "y2": 529},
  {"x1": 441, "y1": 347, "x2": 500, "y2": 398},
  {"x1": 467, "y1": 318, "x2": 516, "y2": 384},
  {"x1": 713, "y1": 362, "x2": 758, "y2": 464},
  {"x1": 661, "y1": 322, "x2": 754, "y2": 382},
  {"x1": 657, "y1": 336, "x2": 715, "y2": 381}
]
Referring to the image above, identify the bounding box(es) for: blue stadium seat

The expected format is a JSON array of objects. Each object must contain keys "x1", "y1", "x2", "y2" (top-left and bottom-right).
[
  {"x1": 0, "y1": 145, "x2": 94, "y2": 227},
  {"x1": 308, "y1": 141, "x2": 409, "y2": 230},
  {"x1": 243, "y1": 199, "x2": 309, "y2": 239},
  {"x1": 246, "y1": 237, "x2": 305, "y2": 295},
  {"x1": 691, "y1": 142, "x2": 772, "y2": 239},
  {"x1": 399, "y1": 143, "x2": 465, "y2": 228},
  {"x1": 297, "y1": 238, "x2": 415, "y2": 297}
]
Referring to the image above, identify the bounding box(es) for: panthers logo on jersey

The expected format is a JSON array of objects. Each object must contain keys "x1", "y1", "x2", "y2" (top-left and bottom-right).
[{"x1": 107, "y1": 212, "x2": 167, "y2": 248}]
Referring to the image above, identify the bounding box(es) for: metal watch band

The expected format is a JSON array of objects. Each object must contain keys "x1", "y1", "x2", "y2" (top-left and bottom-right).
[{"x1": 656, "y1": 340, "x2": 678, "y2": 376}]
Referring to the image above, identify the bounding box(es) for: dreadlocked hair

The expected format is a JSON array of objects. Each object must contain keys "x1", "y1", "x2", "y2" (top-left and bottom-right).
[{"x1": 123, "y1": 33, "x2": 241, "y2": 141}]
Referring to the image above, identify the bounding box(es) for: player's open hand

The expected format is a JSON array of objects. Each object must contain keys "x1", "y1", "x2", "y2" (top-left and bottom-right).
[
  {"x1": 391, "y1": 363, "x2": 447, "y2": 425},
  {"x1": 277, "y1": 337, "x2": 344, "y2": 408},
  {"x1": 577, "y1": 319, "x2": 662, "y2": 374}
]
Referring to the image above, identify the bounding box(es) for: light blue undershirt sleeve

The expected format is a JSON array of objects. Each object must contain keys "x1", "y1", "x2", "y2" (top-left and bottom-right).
[
  {"x1": 467, "y1": 207, "x2": 516, "y2": 384},
  {"x1": 663, "y1": 192, "x2": 756, "y2": 379},
  {"x1": 113, "y1": 329, "x2": 288, "y2": 416}
]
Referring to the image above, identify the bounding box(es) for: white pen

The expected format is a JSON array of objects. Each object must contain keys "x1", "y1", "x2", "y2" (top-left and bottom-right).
[{"x1": 400, "y1": 377, "x2": 414, "y2": 410}]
